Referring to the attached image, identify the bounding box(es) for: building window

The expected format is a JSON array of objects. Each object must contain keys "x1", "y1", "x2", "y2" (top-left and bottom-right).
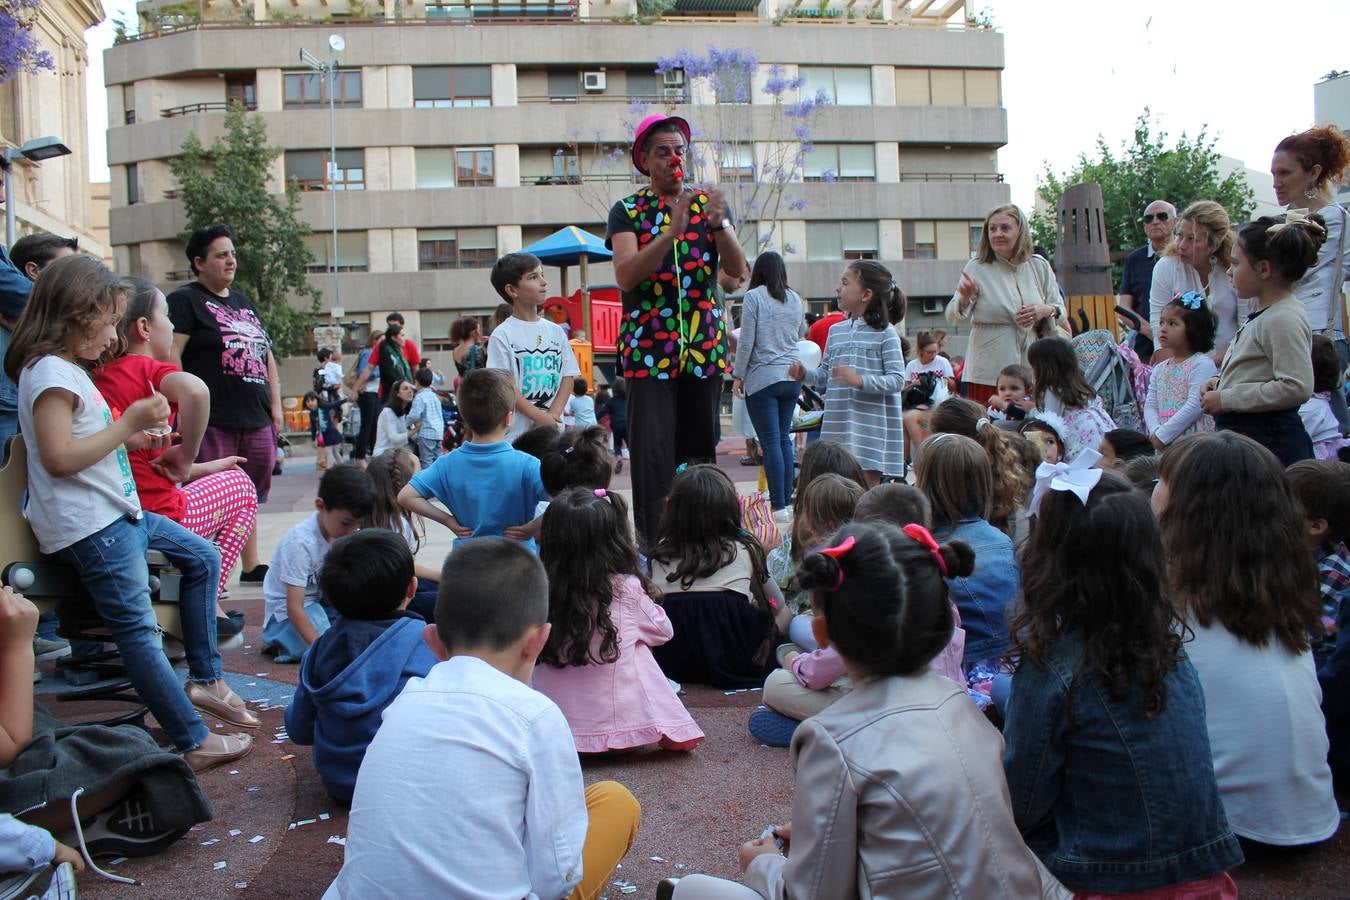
[
  {"x1": 127, "y1": 244, "x2": 142, "y2": 277},
  {"x1": 126, "y1": 164, "x2": 139, "y2": 205},
  {"x1": 413, "y1": 66, "x2": 492, "y2": 108},
  {"x1": 903, "y1": 221, "x2": 937, "y2": 259},
  {"x1": 456, "y1": 149, "x2": 495, "y2": 187},
  {"x1": 806, "y1": 221, "x2": 879, "y2": 261},
  {"x1": 226, "y1": 74, "x2": 257, "y2": 109},
  {"x1": 717, "y1": 145, "x2": 754, "y2": 182},
  {"x1": 547, "y1": 69, "x2": 577, "y2": 101},
  {"x1": 799, "y1": 66, "x2": 871, "y2": 106},
  {"x1": 415, "y1": 149, "x2": 456, "y2": 189},
  {"x1": 418, "y1": 228, "x2": 497, "y2": 270},
  {"x1": 124, "y1": 107, "x2": 136, "y2": 125},
  {"x1": 286, "y1": 150, "x2": 366, "y2": 191},
  {"x1": 895, "y1": 68, "x2": 1001, "y2": 108},
  {"x1": 802, "y1": 144, "x2": 875, "y2": 182},
  {"x1": 969, "y1": 223, "x2": 983, "y2": 256},
  {"x1": 303, "y1": 232, "x2": 369, "y2": 273},
  {"x1": 283, "y1": 71, "x2": 362, "y2": 110}
]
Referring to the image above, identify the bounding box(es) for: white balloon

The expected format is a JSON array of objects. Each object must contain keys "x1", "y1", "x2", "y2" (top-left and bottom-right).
[{"x1": 795, "y1": 339, "x2": 822, "y2": 372}]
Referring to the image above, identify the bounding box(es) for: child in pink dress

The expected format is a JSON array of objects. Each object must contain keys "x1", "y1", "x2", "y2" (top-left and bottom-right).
[
  {"x1": 1144, "y1": 291, "x2": 1218, "y2": 448},
  {"x1": 532, "y1": 487, "x2": 704, "y2": 753}
]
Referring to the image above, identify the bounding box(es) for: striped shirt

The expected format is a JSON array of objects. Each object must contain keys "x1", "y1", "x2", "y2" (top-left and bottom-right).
[{"x1": 804, "y1": 317, "x2": 906, "y2": 475}]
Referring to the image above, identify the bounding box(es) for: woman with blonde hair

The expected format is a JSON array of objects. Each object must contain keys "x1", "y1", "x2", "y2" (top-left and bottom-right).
[
  {"x1": 1148, "y1": 200, "x2": 1241, "y2": 361},
  {"x1": 946, "y1": 204, "x2": 1066, "y2": 405}
]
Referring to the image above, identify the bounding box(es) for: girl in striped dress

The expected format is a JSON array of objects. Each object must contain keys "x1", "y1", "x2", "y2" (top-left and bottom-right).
[{"x1": 790, "y1": 261, "x2": 906, "y2": 485}]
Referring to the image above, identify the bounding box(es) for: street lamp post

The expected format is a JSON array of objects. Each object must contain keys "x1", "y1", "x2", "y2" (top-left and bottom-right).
[
  {"x1": 3, "y1": 136, "x2": 73, "y2": 247},
  {"x1": 300, "y1": 34, "x2": 347, "y2": 314}
]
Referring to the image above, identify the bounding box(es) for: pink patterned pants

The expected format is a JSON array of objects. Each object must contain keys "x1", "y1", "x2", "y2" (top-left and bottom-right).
[{"x1": 179, "y1": 468, "x2": 258, "y2": 596}]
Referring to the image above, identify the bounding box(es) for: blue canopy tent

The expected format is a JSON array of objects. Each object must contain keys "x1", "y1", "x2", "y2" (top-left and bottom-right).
[{"x1": 521, "y1": 226, "x2": 613, "y2": 338}]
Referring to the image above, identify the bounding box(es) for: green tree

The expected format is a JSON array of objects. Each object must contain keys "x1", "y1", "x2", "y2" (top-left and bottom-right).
[
  {"x1": 170, "y1": 102, "x2": 319, "y2": 357},
  {"x1": 1030, "y1": 110, "x2": 1256, "y2": 277}
]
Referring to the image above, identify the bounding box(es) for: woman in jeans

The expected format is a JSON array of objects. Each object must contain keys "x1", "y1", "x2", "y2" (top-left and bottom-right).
[
  {"x1": 348, "y1": 329, "x2": 383, "y2": 467},
  {"x1": 732, "y1": 252, "x2": 805, "y2": 513}
]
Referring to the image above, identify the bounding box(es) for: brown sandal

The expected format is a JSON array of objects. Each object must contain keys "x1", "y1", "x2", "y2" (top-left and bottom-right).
[
  {"x1": 184, "y1": 732, "x2": 254, "y2": 773},
  {"x1": 187, "y1": 680, "x2": 261, "y2": 729}
]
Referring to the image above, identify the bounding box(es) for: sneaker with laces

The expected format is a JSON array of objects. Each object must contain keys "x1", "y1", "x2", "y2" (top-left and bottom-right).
[
  {"x1": 77, "y1": 786, "x2": 189, "y2": 858},
  {"x1": 34, "y1": 636, "x2": 71, "y2": 662}
]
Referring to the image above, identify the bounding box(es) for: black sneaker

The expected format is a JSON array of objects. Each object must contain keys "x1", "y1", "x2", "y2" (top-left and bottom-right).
[
  {"x1": 656, "y1": 878, "x2": 680, "y2": 900},
  {"x1": 216, "y1": 613, "x2": 245, "y2": 641},
  {"x1": 239, "y1": 564, "x2": 268, "y2": 584},
  {"x1": 78, "y1": 787, "x2": 189, "y2": 858}
]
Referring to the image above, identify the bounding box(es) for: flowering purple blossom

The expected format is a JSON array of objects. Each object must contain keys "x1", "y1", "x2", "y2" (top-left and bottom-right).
[{"x1": 0, "y1": 0, "x2": 55, "y2": 84}]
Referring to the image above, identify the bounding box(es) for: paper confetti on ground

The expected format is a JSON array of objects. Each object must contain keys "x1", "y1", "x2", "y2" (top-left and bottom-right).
[
  {"x1": 200, "y1": 838, "x2": 220, "y2": 846},
  {"x1": 213, "y1": 861, "x2": 227, "y2": 870},
  {"x1": 327, "y1": 835, "x2": 347, "y2": 846},
  {"x1": 228, "y1": 829, "x2": 242, "y2": 837},
  {"x1": 250, "y1": 835, "x2": 265, "y2": 843},
  {"x1": 280, "y1": 754, "x2": 295, "y2": 761}
]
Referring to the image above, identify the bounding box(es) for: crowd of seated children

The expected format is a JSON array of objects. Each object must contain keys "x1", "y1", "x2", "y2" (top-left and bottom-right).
[
  {"x1": 285, "y1": 530, "x2": 437, "y2": 807},
  {"x1": 261, "y1": 465, "x2": 372, "y2": 662},
  {"x1": 326, "y1": 538, "x2": 639, "y2": 899},
  {"x1": 664, "y1": 523, "x2": 1064, "y2": 899},
  {"x1": 532, "y1": 487, "x2": 703, "y2": 753},
  {"x1": 398, "y1": 368, "x2": 548, "y2": 549}
]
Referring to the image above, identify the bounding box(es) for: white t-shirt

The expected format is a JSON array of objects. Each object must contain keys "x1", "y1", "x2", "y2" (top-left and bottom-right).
[
  {"x1": 325, "y1": 656, "x2": 586, "y2": 900},
  {"x1": 487, "y1": 317, "x2": 580, "y2": 441},
  {"x1": 1184, "y1": 621, "x2": 1340, "y2": 845},
  {"x1": 261, "y1": 513, "x2": 332, "y2": 626},
  {"x1": 903, "y1": 356, "x2": 955, "y2": 405},
  {"x1": 18, "y1": 356, "x2": 141, "y2": 554},
  {"x1": 565, "y1": 395, "x2": 597, "y2": 429},
  {"x1": 319, "y1": 360, "x2": 344, "y2": 387}
]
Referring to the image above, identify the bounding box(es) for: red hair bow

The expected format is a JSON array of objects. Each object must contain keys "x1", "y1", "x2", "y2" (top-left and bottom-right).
[
  {"x1": 902, "y1": 524, "x2": 948, "y2": 577},
  {"x1": 819, "y1": 535, "x2": 855, "y2": 592}
]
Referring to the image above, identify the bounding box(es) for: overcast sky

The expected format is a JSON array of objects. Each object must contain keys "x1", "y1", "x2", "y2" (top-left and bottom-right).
[{"x1": 83, "y1": 0, "x2": 1350, "y2": 210}]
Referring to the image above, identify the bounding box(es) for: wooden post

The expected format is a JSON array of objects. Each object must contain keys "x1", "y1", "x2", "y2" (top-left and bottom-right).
[{"x1": 580, "y1": 255, "x2": 592, "y2": 340}]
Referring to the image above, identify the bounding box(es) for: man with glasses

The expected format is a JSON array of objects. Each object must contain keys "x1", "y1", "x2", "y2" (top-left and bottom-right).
[{"x1": 1118, "y1": 201, "x2": 1176, "y2": 348}]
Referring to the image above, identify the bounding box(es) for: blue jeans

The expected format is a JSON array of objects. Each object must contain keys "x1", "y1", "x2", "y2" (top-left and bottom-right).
[
  {"x1": 263, "y1": 602, "x2": 332, "y2": 663},
  {"x1": 745, "y1": 380, "x2": 800, "y2": 510},
  {"x1": 57, "y1": 513, "x2": 223, "y2": 752}
]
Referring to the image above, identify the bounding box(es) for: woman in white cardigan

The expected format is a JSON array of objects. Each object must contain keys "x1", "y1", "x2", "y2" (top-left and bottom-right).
[
  {"x1": 945, "y1": 204, "x2": 1066, "y2": 406},
  {"x1": 372, "y1": 380, "x2": 416, "y2": 457},
  {"x1": 1149, "y1": 200, "x2": 1243, "y2": 363},
  {"x1": 1272, "y1": 124, "x2": 1350, "y2": 435}
]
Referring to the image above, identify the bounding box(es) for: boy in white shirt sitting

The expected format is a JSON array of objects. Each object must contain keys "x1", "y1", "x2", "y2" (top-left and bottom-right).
[{"x1": 325, "y1": 538, "x2": 641, "y2": 900}]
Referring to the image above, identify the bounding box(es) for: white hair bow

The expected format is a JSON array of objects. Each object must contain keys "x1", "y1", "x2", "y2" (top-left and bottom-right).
[{"x1": 1028, "y1": 449, "x2": 1103, "y2": 517}]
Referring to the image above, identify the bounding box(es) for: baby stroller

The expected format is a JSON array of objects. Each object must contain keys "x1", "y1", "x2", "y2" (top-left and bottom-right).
[
  {"x1": 438, "y1": 388, "x2": 465, "y2": 452},
  {"x1": 1069, "y1": 308, "x2": 1146, "y2": 434}
]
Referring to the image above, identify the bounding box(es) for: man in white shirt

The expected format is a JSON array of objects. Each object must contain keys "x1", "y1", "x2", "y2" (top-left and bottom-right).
[{"x1": 324, "y1": 538, "x2": 640, "y2": 900}]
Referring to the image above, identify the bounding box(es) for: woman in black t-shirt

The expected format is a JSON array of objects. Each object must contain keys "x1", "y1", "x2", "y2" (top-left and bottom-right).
[{"x1": 167, "y1": 224, "x2": 280, "y2": 584}]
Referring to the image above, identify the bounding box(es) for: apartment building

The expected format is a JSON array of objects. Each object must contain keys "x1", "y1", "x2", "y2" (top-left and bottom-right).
[{"x1": 104, "y1": 0, "x2": 1008, "y2": 350}]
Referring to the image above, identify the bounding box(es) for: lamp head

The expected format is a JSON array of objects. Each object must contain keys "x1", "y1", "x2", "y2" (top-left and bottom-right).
[{"x1": 18, "y1": 137, "x2": 71, "y2": 162}]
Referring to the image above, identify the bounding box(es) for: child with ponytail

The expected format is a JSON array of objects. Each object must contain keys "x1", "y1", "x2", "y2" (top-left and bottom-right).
[
  {"x1": 669, "y1": 522, "x2": 1065, "y2": 899},
  {"x1": 929, "y1": 397, "x2": 1034, "y2": 535},
  {"x1": 1200, "y1": 213, "x2": 1324, "y2": 464},
  {"x1": 789, "y1": 260, "x2": 907, "y2": 485}
]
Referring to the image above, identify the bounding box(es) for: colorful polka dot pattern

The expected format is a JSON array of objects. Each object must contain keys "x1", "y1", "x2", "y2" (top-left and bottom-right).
[{"x1": 616, "y1": 187, "x2": 729, "y2": 380}]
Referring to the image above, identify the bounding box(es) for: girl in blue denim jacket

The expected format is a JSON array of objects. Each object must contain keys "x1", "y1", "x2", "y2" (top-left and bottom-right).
[
  {"x1": 1002, "y1": 468, "x2": 1243, "y2": 896},
  {"x1": 914, "y1": 433, "x2": 1020, "y2": 691}
]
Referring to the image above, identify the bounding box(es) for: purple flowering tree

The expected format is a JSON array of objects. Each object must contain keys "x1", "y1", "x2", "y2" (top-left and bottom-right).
[
  {"x1": 654, "y1": 46, "x2": 829, "y2": 255},
  {"x1": 564, "y1": 45, "x2": 828, "y2": 256},
  {"x1": 0, "y1": 0, "x2": 55, "y2": 85}
]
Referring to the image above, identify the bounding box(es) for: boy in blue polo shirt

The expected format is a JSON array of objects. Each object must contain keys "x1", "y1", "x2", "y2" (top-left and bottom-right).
[{"x1": 398, "y1": 368, "x2": 548, "y2": 548}]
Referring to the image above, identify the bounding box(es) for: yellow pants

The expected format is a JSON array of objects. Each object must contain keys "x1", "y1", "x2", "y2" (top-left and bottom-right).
[{"x1": 571, "y1": 781, "x2": 642, "y2": 900}]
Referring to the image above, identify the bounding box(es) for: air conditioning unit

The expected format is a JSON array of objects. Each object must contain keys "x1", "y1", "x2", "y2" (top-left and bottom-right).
[
  {"x1": 921, "y1": 297, "x2": 944, "y2": 315},
  {"x1": 663, "y1": 87, "x2": 685, "y2": 103},
  {"x1": 582, "y1": 71, "x2": 606, "y2": 92},
  {"x1": 663, "y1": 69, "x2": 686, "y2": 87}
]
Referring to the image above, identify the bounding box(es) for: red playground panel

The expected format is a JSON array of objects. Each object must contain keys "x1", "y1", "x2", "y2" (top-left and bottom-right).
[{"x1": 541, "y1": 287, "x2": 622, "y2": 356}]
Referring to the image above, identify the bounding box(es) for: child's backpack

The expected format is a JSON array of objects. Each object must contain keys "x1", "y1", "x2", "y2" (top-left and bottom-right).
[{"x1": 1071, "y1": 330, "x2": 1143, "y2": 433}]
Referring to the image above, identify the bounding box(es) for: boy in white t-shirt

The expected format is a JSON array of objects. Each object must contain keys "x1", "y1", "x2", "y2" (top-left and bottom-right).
[
  {"x1": 486, "y1": 253, "x2": 580, "y2": 442},
  {"x1": 564, "y1": 378, "x2": 598, "y2": 430}
]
